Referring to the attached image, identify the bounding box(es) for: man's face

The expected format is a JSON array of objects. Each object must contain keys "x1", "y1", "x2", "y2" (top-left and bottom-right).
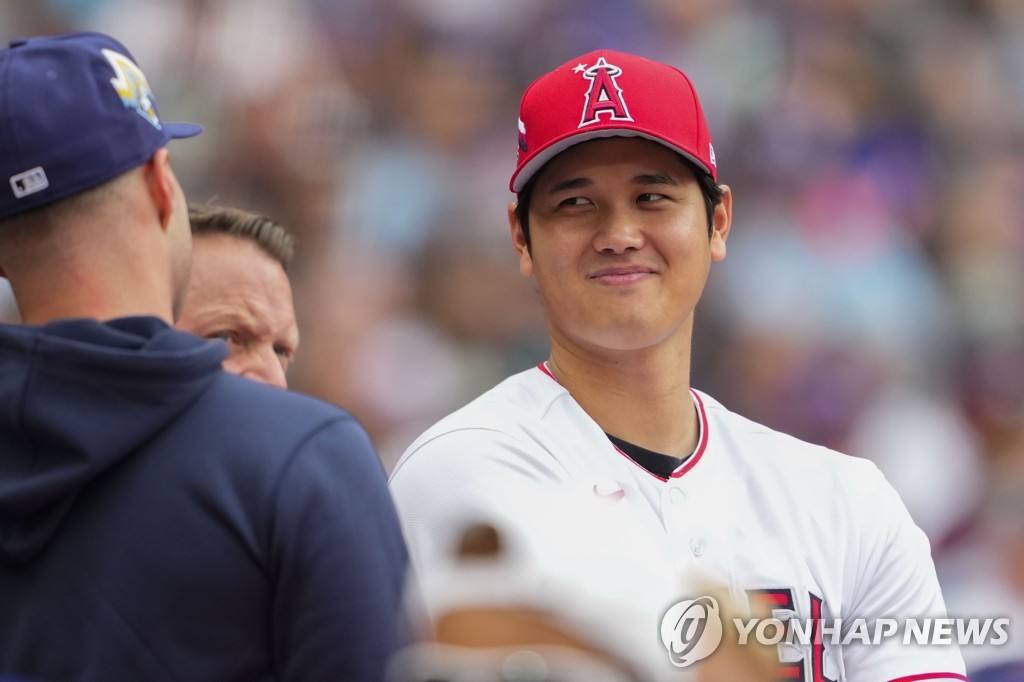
[
  {"x1": 510, "y1": 137, "x2": 730, "y2": 356},
  {"x1": 176, "y1": 234, "x2": 299, "y2": 388}
]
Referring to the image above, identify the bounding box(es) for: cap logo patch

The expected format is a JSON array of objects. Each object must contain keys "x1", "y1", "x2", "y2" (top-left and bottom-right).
[
  {"x1": 10, "y1": 167, "x2": 49, "y2": 199},
  {"x1": 577, "y1": 57, "x2": 633, "y2": 127},
  {"x1": 101, "y1": 48, "x2": 162, "y2": 130}
]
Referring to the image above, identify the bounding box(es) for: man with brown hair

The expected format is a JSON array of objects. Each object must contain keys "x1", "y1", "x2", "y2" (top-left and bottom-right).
[{"x1": 177, "y1": 203, "x2": 300, "y2": 388}]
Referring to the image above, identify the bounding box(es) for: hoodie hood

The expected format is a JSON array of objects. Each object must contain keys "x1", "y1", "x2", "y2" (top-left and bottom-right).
[{"x1": 0, "y1": 316, "x2": 227, "y2": 565}]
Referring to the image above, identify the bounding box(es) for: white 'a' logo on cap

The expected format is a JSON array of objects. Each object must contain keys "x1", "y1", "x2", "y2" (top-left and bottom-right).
[
  {"x1": 101, "y1": 48, "x2": 163, "y2": 130},
  {"x1": 578, "y1": 57, "x2": 633, "y2": 127}
]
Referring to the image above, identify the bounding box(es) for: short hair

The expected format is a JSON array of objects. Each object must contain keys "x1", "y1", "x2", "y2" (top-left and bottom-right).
[
  {"x1": 513, "y1": 154, "x2": 725, "y2": 252},
  {"x1": 188, "y1": 203, "x2": 295, "y2": 272},
  {"x1": 0, "y1": 173, "x2": 126, "y2": 265}
]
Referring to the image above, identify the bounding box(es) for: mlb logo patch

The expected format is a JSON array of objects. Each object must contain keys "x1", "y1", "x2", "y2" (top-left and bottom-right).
[{"x1": 10, "y1": 167, "x2": 49, "y2": 198}]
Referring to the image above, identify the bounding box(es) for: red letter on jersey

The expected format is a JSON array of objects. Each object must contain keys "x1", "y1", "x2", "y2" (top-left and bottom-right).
[{"x1": 747, "y1": 588, "x2": 837, "y2": 682}]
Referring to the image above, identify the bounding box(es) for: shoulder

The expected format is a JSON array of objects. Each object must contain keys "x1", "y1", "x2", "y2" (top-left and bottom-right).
[
  {"x1": 182, "y1": 373, "x2": 380, "y2": 473},
  {"x1": 422, "y1": 365, "x2": 567, "y2": 435},
  {"x1": 206, "y1": 372, "x2": 361, "y2": 430},
  {"x1": 695, "y1": 389, "x2": 908, "y2": 551},
  {"x1": 390, "y1": 366, "x2": 571, "y2": 482},
  {"x1": 698, "y1": 389, "x2": 885, "y2": 488},
  {"x1": 388, "y1": 367, "x2": 579, "y2": 565}
]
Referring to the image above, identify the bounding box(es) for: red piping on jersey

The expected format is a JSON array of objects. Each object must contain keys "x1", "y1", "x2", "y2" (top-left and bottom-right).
[
  {"x1": 671, "y1": 388, "x2": 708, "y2": 478},
  {"x1": 888, "y1": 675, "x2": 969, "y2": 681},
  {"x1": 536, "y1": 362, "x2": 710, "y2": 482}
]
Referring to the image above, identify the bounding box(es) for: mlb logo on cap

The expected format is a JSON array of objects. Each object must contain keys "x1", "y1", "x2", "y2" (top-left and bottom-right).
[
  {"x1": 510, "y1": 49, "x2": 716, "y2": 193},
  {"x1": 0, "y1": 31, "x2": 202, "y2": 219}
]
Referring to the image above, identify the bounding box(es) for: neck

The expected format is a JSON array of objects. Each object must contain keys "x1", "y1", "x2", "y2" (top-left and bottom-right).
[
  {"x1": 10, "y1": 254, "x2": 175, "y2": 326},
  {"x1": 546, "y1": 333, "x2": 699, "y2": 458}
]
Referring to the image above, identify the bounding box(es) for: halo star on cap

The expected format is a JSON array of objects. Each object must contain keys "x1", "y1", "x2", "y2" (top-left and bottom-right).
[
  {"x1": 510, "y1": 49, "x2": 716, "y2": 193},
  {"x1": 0, "y1": 31, "x2": 202, "y2": 219}
]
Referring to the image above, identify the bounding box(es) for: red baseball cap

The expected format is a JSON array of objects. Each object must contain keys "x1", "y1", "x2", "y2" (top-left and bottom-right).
[{"x1": 510, "y1": 49, "x2": 717, "y2": 193}]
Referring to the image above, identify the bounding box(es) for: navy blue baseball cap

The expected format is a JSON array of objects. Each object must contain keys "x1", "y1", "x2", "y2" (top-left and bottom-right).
[{"x1": 0, "y1": 31, "x2": 202, "y2": 219}]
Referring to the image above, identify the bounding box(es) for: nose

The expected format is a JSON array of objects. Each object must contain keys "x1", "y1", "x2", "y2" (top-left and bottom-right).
[
  {"x1": 592, "y1": 209, "x2": 644, "y2": 254},
  {"x1": 224, "y1": 346, "x2": 288, "y2": 389}
]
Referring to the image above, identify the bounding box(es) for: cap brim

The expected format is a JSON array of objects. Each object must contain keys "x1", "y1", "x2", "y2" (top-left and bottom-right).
[
  {"x1": 164, "y1": 122, "x2": 203, "y2": 139},
  {"x1": 511, "y1": 128, "x2": 712, "y2": 193}
]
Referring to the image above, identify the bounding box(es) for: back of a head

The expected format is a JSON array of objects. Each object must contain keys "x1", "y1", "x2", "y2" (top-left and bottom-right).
[
  {"x1": 0, "y1": 31, "x2": 202, "y2": 322},
  {"x1": 0, "y1": 32, "x2": 201, "y2": 221}
]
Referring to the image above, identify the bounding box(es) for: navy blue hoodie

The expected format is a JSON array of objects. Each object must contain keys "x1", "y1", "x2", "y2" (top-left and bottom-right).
[{"x1": 0, "y1": 317, "x2": 408, "y2": 681}]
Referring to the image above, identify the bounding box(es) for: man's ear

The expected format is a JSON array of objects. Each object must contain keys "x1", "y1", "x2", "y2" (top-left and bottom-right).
[
  {"x1": 710, "y1": 185, "x2": 732, "y2": 262},
  {"x1": 144, "y1": 148, "x2": 177, "y2": 232},
  {"x1": 508, "y1": 201, "x2": 533, "y2": 276}
]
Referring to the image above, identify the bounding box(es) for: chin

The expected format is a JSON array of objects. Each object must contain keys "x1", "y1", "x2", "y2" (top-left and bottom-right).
[{"x1": 575, "y1": 326, "x2": 675, "y2": 354}]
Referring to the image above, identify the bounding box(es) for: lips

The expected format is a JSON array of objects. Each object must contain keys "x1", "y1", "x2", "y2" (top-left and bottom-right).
[{"x1": 588, "y1": 264, "x2": 658, "y2": 285}]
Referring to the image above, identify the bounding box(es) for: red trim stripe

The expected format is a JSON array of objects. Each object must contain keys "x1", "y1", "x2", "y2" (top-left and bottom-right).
[
  {"x1": 670, "y1": 389, "x2": 709, "y2": 479},
  {"x1": 888, "y1": 675, "x2": 969, "y2": 682},
  {"x1": 537, "y1": 362, "x2": 668, "y2": 481},
  {"x1": 537, "y1": 363, "x2": 710, "y2": 482}
]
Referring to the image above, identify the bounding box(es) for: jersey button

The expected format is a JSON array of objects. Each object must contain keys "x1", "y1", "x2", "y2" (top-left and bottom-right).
[
  {"x1": 669, "y1": 488, "x2": 686, "y2": 504},
  {"x1": 690, "y1": 537, "x2": 705, "y2": 557}
]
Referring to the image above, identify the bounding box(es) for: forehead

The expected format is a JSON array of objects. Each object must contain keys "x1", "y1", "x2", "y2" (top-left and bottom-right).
[
  {"x1": 187, "y1": 234, "x2": 296, "y2": 329},
  {"x1": 190, "y1": 234, "x2": 286, "y2": 281}
]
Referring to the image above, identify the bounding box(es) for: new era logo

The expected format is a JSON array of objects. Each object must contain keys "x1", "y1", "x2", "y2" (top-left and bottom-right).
[{"x1": 10, "y1": 167, "x2": 49, "y2": 199}]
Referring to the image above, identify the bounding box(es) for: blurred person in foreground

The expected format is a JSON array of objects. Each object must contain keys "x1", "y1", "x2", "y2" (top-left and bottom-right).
[
  {"x1": 387, "y1": 483, "x2": 775, "y2": 682},
  {"x1": 0, "y1": 31, "x2": 406, "y2": 680},
  {"x1": 177, "y1": 203, "x2": 299, "y2": 388},
  {"x1": 389, "y1": 49, "x2": 966, "y2": 680}
]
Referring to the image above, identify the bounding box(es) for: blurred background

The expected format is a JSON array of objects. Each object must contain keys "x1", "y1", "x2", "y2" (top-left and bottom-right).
[{"x1": 2, "y1": 0, "x2": 1023, "y2": 674}]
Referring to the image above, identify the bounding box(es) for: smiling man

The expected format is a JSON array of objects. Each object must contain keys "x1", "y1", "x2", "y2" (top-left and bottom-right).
[
  {"x1": 388, "y1": 50, "x2": 966, "y2": 681},
  {"x1": 176, "y1": 203, "x2": 299, "y2": 388}
]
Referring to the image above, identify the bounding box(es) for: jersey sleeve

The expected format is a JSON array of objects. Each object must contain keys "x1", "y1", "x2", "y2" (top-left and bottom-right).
[
  {"x1": 269, "y1": 415, "x2": 409, "y2": 682},
  {"x1": 841, "y1": 463, "x2": 967, "y2": 681}
]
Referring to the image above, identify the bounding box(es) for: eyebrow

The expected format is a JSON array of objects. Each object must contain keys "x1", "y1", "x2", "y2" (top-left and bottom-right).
[{"x1": 633, "y1": 172, "x2": 679, "y2": 186}]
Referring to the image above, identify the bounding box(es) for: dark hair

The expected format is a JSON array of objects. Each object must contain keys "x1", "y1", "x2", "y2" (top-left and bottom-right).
[
  {"x1": 513, "y1": 154, "x2": 725, "y2": 252},
  {"x1": 188, "y1": 203, "x2": 295, "y2": 272}
]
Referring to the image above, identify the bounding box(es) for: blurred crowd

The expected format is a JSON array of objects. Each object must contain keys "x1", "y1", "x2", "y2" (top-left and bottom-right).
[{"x1": 3, "y1": 0, "x2": 1023, "y2": 673}]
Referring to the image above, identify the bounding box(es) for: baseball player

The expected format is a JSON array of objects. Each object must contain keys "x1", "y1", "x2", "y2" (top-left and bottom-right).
[{"x1": 388, "y1": 49, "x2": 967, "y2": 681}]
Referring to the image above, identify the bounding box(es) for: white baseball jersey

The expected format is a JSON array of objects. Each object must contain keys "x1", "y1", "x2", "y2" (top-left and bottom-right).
[{"x1": 389, "y1": 364, "x2": 967, "y2": 682}]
